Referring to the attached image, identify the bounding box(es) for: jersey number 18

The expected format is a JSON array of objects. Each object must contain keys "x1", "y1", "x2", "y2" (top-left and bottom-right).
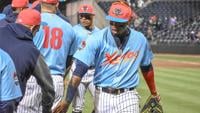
[{"x1": 43, "y1": 26, "x2": 63, "y2": 50}]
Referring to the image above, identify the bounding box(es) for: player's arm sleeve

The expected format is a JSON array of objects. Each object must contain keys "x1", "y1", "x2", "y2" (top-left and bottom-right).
[
  {"x1": 140, "y1": 39, "x2": 157, "y2": 96},
  {"x1": 141, "y1": 63, "x2": 158, "y2": 96},
  {"x1": 140, "y1": 39, "x2": 154, "y2": 66},
  {"x1": 33, "y1": 54, "x2": 55, "y2": 113},
  {"x1": 64, "y1": 59, "x2": 89, "y2": 104}
]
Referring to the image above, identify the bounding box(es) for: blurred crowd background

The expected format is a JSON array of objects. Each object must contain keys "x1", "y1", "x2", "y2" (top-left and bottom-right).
[{"x1": 1, "y1": 0, "x2": 200, "y2": 54}]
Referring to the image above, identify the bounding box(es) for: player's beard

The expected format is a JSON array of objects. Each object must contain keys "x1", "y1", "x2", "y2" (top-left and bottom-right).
[{"x1": 111, "y1": 26, "x2": 128, "y2": 37}]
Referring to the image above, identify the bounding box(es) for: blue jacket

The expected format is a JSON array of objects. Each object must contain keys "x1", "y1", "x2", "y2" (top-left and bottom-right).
[
  {"x1": 0, "y1": 13, "x2": 17, "y2": 27},
  {"x1": 0, "y1": 23, "x2": 55, "y2": 113},
  {"x1": 2, "y1": 5, "x2": 13, "y2": 16}
]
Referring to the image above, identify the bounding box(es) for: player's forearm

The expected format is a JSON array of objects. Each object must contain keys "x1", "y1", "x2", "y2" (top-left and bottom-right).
[
  {"x1": 141, "y1": 64, "x2": 158, "y2": 96},
  {"x1": 64, "y1": 75, "x2": 81, "y2": 103},
  {"x1": 64, "y1": 59, "x2": 89, "y2": 103}
]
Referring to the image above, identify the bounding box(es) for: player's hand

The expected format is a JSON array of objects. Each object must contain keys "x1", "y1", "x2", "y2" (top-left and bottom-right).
[
  {"x1": 152, "y1": 93, "x2": 161, "y2": 102},
  {"x1": 52, "y1": 100, "x2": 69, "y2": 113},
  {"x1": 141, "y1": 95, "x2": 163, "y2": 113}
]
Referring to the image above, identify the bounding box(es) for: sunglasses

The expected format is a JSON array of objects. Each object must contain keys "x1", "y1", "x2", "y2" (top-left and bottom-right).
[
  {"x1": 112, "y1": 0, "x2": 130, "y2": 7},
  {"x1": 110, "y1": 21, "x2": 128, "y2": 28},
  {"x1": 79, "y1": 14, "x2": 92, "y2": 20}
]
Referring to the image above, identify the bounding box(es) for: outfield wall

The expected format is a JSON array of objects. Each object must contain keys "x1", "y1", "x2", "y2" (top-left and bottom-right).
[{"x1": 151, "y1": 44, "x2": 200, "y2": 54}]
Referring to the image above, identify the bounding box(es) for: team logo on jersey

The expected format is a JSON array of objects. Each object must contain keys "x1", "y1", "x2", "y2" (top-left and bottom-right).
[
  {"x1": 102, "y1": 50, "x2": 138, "y2": 65},
  {"x1": 81, "y1": 40, "x2": 86, "y2": 48},
  {"x1": 78, "y1": 40, "x2": 86, "y2": 50},
  {"x1": 113, "y1": 8, "x2": 123, "y2": 16}
]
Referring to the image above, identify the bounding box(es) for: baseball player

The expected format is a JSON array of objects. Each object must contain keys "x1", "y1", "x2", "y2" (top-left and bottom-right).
[
  {"x1": 0, "y1": 0, "x2": 28, "y2": 27},
  {"x1": 70, "y1": 4, "x2": 100, "y2": 113},
  {"x1": 0, "y1": 48, "x2": 22, "y2": 113},
  {"x1": 0, "y1": 8, "x2": 55, "y2": 113},
  {"x1": 2, "y1": 0, "x2": 28, "y2": 16},
  {"x1": 1, "y1": 0, "x2": 69, "y2": 26},
  {"x1": 30, "y1": 0, "x2": 70, "y2": 23},
  {"x1": 53, "y1": 1, "x2": 160, "y2": 113},
  {"x1": 17, "y1": 0, "x2": 77, "y2": 113}
]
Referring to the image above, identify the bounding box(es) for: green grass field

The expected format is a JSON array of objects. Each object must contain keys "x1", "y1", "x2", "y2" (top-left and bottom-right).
[{"x1": 67, "y1": 54, "x2": 200, "y2": 113}]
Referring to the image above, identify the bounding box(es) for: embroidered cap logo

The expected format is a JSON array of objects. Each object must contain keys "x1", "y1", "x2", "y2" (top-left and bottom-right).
[
  {"x1": 83, "y1": 6, "x2": 88, "y2": 13},
  {"x1": 113, "y1": 8, "x2": 123, "y2": 17}
]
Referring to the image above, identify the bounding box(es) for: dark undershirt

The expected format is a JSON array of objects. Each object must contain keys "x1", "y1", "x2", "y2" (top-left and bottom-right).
[{"x1": 114, "y1": 28, "x2": 130, "y2": 50}]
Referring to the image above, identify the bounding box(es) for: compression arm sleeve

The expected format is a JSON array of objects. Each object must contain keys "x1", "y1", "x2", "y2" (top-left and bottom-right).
[
  {"x1": 141, "y1": 63, "x2": 157, "y2": 96},
  {"x1": 72, "y1": 59, "x2": 89, "y2": 78},
  {"x1": 65, "y1": 59, "x2": 89, "y2": 103}
]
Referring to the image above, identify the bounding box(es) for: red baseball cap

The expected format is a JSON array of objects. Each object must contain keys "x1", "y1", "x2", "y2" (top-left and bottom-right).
[
  {"x1": 11, "y1": 0, "x2": 29, "y2": 8},
  {"x1": 106, "y1": 2, "x2": 132, "y2": 23},
  {"x1": 41, "y1": 0, "x2": 58, "y2": 4},
  {"x1": 78, "y1": 4, "x2": 95, "y2": 15},
  {"x1": 16, "y1": 9, "x2": 41, "y2": 26}
]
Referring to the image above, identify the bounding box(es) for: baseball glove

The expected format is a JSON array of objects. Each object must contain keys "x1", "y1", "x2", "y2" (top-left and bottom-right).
[{"x1": 141, "y1": 95, "x2": 163, "y2": 113}]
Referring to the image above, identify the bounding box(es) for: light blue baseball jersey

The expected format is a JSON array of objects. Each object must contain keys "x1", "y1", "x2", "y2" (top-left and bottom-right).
[
  {"x1": 0, "y1": 49, "x2": 22, "y2": 101},
  {"x1": 73, "y1": 27, "x2": 153, "y2": 88},
  {"x1": 73, "y1": 24, "x2": 100, "y2": 53},
  {"x1": 73, "y1": 24, "x2": 100, "y2": 82},
  {"x1": 33, "y1": 13, "x2": 76, "y2": 75}
]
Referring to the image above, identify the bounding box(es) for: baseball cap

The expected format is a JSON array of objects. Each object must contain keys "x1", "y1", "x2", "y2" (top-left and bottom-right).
[
  {"x1": 41, "y1": 0, "x2": 58, "y2": 4},
  {"x1": 106, "y1": 1, "x2": 132, "y2": 23},
  {"x1": 11, "y1": 0, "x2": 29, "y2": 8},
  {"x1": 78, "y1": 4, "x2": 95, "y2": 15},
  {"x1": 16, "y1": 9, "x2": 41, "y2": 26}
]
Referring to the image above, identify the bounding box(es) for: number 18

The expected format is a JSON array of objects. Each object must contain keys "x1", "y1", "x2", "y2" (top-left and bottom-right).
[{"x1": 43, "y1": 26, "x2": 63, "y2": 50}]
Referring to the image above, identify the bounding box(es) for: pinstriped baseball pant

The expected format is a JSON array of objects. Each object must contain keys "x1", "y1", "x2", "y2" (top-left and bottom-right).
[
  {"x1": 16, "y1": 75, "x2": 63, "y2": 113},
  {"x1": 95, "y1": 88, "x2": 140, "y2": 113},
  {"x1": 72, "y1": 81, "x2": 95, "y2": 112}
]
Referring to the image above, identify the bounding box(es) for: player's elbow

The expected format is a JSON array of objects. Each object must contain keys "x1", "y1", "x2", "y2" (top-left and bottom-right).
[{"x1": 140, "y1": 63, "x2": 153, "y2": 73}]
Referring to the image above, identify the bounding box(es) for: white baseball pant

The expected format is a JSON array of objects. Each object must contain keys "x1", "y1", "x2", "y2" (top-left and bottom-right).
[
  {"x1": 72, "y1": 81, "x2": 95, "y2": 112},
  {"x1": 17, "y1": 75, "x2": 63, "y2": 113},
  {"x1": 95, "y1": 88, "x2": 140, "y2": 113}
]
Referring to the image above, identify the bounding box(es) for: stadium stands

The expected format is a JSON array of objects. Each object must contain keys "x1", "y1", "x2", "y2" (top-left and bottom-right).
[
  {"x1": 98, "y1": 0, "x2": 200, "y2": 44},
  {"x1": 97, "y1": 0, "x2": 200, "y2": 54},
  {"x1": 136, "y1": 1, "x2": 200, "y2": 44}
]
